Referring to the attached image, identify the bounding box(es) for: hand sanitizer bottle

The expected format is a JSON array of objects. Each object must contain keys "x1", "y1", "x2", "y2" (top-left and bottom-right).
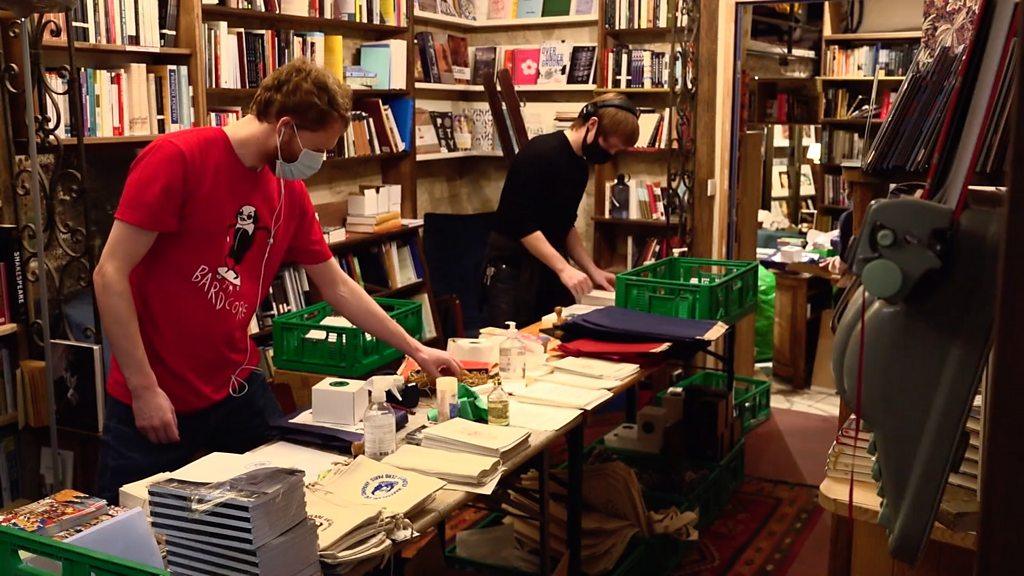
[
  {"x1": 498, "y1": 321, "x2": 526, "y2": 381},
  {"x1": 488, "y1": 375, "x2": 510, "y2": 426},
  {"x1": 364, "y1": 376, "x2": 400, "y2": 460}
]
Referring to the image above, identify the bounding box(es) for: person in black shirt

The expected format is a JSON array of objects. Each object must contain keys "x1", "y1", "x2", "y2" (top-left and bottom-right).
[{"x1": 484, "y1": 95, "x2": 640, "y2": 326}]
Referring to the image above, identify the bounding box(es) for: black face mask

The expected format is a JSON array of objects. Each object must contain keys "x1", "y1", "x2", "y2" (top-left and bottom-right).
[{"x1": 581, "y1": 126, "x2": 614, "y2": 164}]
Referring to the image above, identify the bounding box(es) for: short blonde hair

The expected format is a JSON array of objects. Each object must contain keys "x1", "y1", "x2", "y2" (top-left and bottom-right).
[
  {"x1": 572, "y1": 93, "x2": 640, "y2": 147},
  {"x1": 251, "y1": 58, "x2": 352, "y2": 131}
]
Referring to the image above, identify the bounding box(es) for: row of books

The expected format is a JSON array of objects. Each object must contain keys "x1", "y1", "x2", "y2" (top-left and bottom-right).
[
  {"x1": 602, "y1": 178, "x2": 667, "y2": 220},
  {"x1": 603, "y1": 0, "x2": 672, "y2": 30},
  {"x1": 209, "y1": 106, "x2": 242, "y2": 126},
  {"x1": 415, "y1": 32, "x2": 598, "y2": 86},
  {"x1": 255, "y1": 267, "x2": 310, "y2": 330},
  {"x1": 414, "y1": 108, "x2": 473, "y2": 154},
  {"x1": 822, "y1": 174, "x2": 849, "y2": 207},
  {"x1": 43, "y1": 65, "x2": 194, "y2": 138},
  {"x1": 821, "y1": 130, "x2": 864, "y2": 166},
  {"x1": 758, "y1": 92, "x2": 817, "y2": 125},
  {"x1": 45, "y1": 0, "x2": 177, "y2": 47},
  {"x1": 635, "y1": 107, "x2": 679, "y2": 149},
  {"x1": 0, "y1": 347, "x2": 14, "y2": 422},
  {"x1": 336, "y1": 98, "x2": 409, "y2": 158},
  {"x1": 335, "y1": 237, "x2": 423, "y2": 290},
  {"x1": 863, "y1": 44, "x2": 964, "y2": 174},
  {"x1": 204, "y1": 24, "x2": 337, "y2": 89},
  {"x1": 823, "y1": 42, "x2": 917, "y2": 78},
  {"x1": 208, "y1": 0, "x2": 406, "y2": 26},
  {"x1": 605, "y1": 45, "x2": 671, "y2": 90},
  {"x1": 417, "y1": 0, "x2": 595, "y2": 19},
  {"x1": 628, "y1": 236, "x2": 667, "y2": 269},
  {"x1": 822, "y1": 87, "x2": 895, "y2": 121}
]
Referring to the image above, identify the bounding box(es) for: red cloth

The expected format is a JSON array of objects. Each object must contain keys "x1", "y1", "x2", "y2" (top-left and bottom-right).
[
  {"x1": 557, "y1": 339, "x2": 670, "y2": 365},
  {"x1": 107, "y1": 127, "x2": 332, "y2": 413}
]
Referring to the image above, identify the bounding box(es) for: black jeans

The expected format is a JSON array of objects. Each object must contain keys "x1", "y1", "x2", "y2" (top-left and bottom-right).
[{"x1": 96, "y1": 371, "x2": 282, "y2": 503}]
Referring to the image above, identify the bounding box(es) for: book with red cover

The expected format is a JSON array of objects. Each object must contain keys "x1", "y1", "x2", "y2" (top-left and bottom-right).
[
  {"x1": 558, "y1": 339, "x2": 671, "y2": 365},
  {"x1": 512, "y1": 48, "x2": 540, "y2": 85},
  {"x1": 0, "y1": 490, "x2": 108, "y2": 536}
]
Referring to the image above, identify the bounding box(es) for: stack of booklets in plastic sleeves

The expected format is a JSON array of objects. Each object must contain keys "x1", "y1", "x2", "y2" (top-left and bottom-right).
[
  {"x1": 148, "y1": 467, "x2": 321, "y2": 576},
  {"x1": 826, "y1": 407, "x2": 981, "y2": 494}
]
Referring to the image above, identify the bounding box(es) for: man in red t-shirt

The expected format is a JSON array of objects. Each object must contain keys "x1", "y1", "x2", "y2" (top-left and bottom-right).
[{"x1": 94, "y1": 59, "x2": 459, "y2": 501}]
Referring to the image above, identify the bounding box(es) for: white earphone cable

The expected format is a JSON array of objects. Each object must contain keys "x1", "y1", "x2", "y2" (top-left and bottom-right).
[{"x1": 228, "y1": 130, "x2": 289, "y2": 397}]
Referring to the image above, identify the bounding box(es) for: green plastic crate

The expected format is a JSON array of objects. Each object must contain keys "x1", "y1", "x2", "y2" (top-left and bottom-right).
[
  {"x1": 0, "y1": 525, "x2": 168, "y2": 576},
  {"x1": 615, "y1": 257, "x2": 758, "y2": 324},
  {"x1": 272, "y1": 298, "x2": 422, "y2": 377},
  {"x1": 660, "y1": 371, "x2": 772, "y2": 434}
]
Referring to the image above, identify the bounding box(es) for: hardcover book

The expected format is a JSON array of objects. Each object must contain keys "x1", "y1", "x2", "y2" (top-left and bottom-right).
[
  {"x1": 567, "y1": 44, "x2": 597, "y2": 84},
  {"x1": 51, "y1": 340, "x2": 104, "y2": 434},
  {"x1": 447, "y1": 35, "x2": 471, "y2": 84},
  {"x1": 511, "y1": 47, "x2": 541, "y2": 85}
]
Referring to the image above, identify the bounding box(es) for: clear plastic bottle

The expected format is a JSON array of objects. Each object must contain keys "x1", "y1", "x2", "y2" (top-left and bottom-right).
[
  {"x1": 488, "y1": 376, "x2": 510, "y2": 426},
  {"x1": 498, "y1": 321, "x2": 526, "y2": 381},
  {"x1": 363, "y1": 376, "x2": 399, "y2": 460}
]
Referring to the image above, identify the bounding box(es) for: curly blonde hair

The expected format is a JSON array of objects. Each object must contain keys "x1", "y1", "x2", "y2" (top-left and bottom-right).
[{"x1": 251, "y1": 58, "x2": 352, "y2": 131}]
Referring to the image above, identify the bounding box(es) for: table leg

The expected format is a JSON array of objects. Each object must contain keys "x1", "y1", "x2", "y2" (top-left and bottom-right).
[
  {"x1": 539, "y1": 449, "x2": 551, "y2": 575},
  {"x1": 625, "y1": 385, "x2": 638, "y2": 423},
  {"x1": 567, "y1": 421, "x2": 584, "y2": 576}
]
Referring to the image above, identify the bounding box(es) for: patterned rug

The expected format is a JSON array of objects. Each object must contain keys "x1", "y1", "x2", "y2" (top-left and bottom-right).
[{"x1": 672, "y1": 479, "x2": 823, "y2": 576}]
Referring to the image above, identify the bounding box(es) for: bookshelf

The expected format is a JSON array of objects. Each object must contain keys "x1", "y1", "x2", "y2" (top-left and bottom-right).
[
  {"x1": 591, "y1": 0, "x2": 696, "y2": 270},
  {"x1": 200, "y1": 5, "x2": 408, "y2": 35},
  {"x1": 413, "y1": 11, "x2": 597, "y2": 30},
  {"x1": 816, "y1": 2, "x2": 922, "y2": 223}
]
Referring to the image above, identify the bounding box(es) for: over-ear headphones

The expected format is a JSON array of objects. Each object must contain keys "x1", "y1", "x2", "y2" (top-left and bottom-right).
[{"x1": 578, "y1": 98, "x2": 640, "y2": 120}]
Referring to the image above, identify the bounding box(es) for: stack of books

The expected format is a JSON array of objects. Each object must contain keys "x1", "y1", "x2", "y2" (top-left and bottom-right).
[
  {"x1": 44, "y1": 65, "x2": 194, "y2": 138},
  {"x1": 602, "y1": 178, "x2": 668, "y2": 221},
  {"x1": 0, "y1": 490, "x2": 108, "y2": 535},
  {"x1": 149, "y1": 468, "x2": 320, "y2": 576},
  {"x1": 420, "y1": 417, "x2": 531, "y2": 461},
  {"x1": 634, "y1": 108, "x2": 677, "y2": 149},
  {"x1": 346, "y1": 185, "x2": 403, "y2": 233}
]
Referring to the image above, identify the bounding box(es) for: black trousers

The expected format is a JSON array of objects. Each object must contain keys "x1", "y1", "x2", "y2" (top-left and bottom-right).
[
  {"x1": 96, "y1": 371, "x2": 282, "y2": 503},
  {"x1": 483, "y1": 234, "x2": 574, "y2": 328}
]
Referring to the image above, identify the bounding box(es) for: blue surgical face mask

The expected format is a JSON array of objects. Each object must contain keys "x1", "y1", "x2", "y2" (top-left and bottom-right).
[{"x1": 275, "y1": 124, "x2": 325, "y2": 181}]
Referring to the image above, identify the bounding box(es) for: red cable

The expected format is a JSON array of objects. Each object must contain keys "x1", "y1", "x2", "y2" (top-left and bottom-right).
[{"x1": 849, "y1": 287, "x2": 867, "y2": 523}]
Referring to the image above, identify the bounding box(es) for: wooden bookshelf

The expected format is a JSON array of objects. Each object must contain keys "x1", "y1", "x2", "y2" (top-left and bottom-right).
[
  {"x1": 416, "y1": 150, "x2": 503, "y2": 161},
  {"x1": 823, "y1": 31, "x2": 922, "y2": 42},
  {"x1": 327, "y1": 151, "x2": 410, "y2": 164},
  {"x1": 200, "y1": 6, "x2": 408, "y2": 36},
  {"x1": 594, "y1": 87, "x2": 671, "y2": 94},
  {"x1": 74, "y1": 135, "x2": 161, "y2": 145},
  {"x1": 413, "y1": 11, "x2": 597, "y2": 30},
  {"x1": 327, "y1": 222, "x2": 424, "y2": 251},
  {"x1": 604, "y1": 26, "x2": 674, "y2": 39},
  {"x1": 41, "y1": 40, "x2": 193, "y2": 57},
  {"x1": 415, "y1": 82, "x2": 596, "y2": 92}
]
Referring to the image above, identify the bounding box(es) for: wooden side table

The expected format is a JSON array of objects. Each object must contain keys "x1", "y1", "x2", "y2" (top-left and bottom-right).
[{"x1": 772, "y1": 271, "x2": 812, "y2": 387}]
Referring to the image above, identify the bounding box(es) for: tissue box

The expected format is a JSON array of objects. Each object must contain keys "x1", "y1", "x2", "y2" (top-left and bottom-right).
[{"x1": 312, "y1": 378, "x2": 369, "y2": 425}]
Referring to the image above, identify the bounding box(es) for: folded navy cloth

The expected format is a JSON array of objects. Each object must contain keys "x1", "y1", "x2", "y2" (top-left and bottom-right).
[{"x1": 560, "y1": 307, "x2": 724, "y2": 344}]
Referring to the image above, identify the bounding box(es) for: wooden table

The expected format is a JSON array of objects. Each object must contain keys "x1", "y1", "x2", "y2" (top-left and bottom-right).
[
  {"x1": 818, "y1": 476, "x2": 977, "y2": 575},
  {"x1": 284, "y1": 320, "x2": 707, "y2": 576}
]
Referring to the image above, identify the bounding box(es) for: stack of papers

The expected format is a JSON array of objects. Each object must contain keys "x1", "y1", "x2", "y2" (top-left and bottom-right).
[
  {"x1": 148, "y1": 468, "x2": 319, "y2": 576},
  {"x1": 549, "y1": 356, "x2": 640, "y2": 381},
  {"x1": 384, "y1": 445, "x2": 502, "y2": 489},
  {"x1": 0, "y1": 490, "x2": 108, "y2": 536},
  {"x1": 512, "y1": 381, "x2": 613, "y2": 411},
  {"x1": 537, "y1": 372, "x2": 623, "y2": 391},
  {"x1": 421, "y1": 418, "x2": 531, "y2": 461},
  {"x1": 507, "y1": 400, "x2": 581, "y2": 431}
]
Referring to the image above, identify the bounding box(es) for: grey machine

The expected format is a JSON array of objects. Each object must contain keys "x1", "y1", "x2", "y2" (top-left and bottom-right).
[{"x1": 831, "y1": 0, "x2": 1013, "y2": 564}]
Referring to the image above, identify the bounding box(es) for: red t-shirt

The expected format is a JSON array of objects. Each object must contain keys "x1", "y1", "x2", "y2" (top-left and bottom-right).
[{"x1": 108, "y1": 127, "x2": 332, "y2": 413}]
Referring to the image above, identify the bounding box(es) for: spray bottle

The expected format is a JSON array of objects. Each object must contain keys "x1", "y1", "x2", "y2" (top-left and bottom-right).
[
  {"x1": 363, "y1": 375, "x2": 402, "y2": 460},
  {"x1": 498, "y1": 321, "x2": 526, "y2": 381}
]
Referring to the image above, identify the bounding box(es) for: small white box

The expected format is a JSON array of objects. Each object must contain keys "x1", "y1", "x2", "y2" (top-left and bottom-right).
[
  {"x1": 312, "y1": 378, "x2": 369, "y2": 425},
  {"x1": 348, "y1": 190, "x2": 379, "y2": 216}
]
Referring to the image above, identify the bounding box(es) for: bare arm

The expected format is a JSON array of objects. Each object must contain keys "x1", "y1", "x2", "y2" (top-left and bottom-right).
[
  {"x1": 520, "y1": 231, "x2": 592, "y2": 300},
  {"x1": 303, "y1": 259, "x2": 460, "y2": 377},
  {"x1": 93, "y1": 220, "x2": 179, "y2": 443},
  {"x1": 566, "y1": 227, "x2": 615, "y2": 291}
]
